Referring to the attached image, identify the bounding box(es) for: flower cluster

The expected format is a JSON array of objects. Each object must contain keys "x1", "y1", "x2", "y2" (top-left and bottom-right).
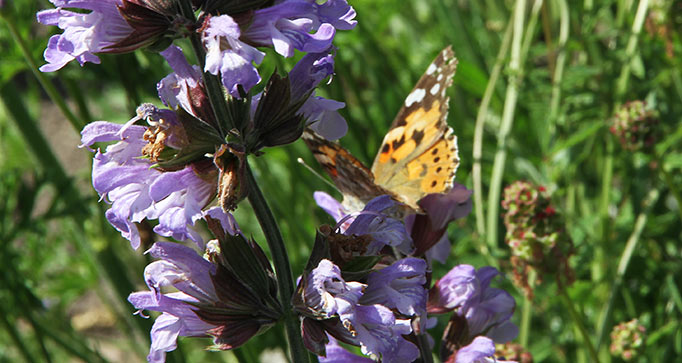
[
  {"x1": 305, "y1": 190, "x2": 517, "y2": 361},
  {"x1": 38, "y1": 0, "x2": 355, "y2": 99},
  {"x1": 295, "y1": 196, "x2": 425, "y2": 361},
  {"x1": 610, "y1": 319, "x2": 646, "y2": 361},
  {"x1": 428, "y1": 265, "x2": 518, "y2": 362},
  {"x1": 129, "y1": 209, "x2": 281, "y2": 362},
  {"x1": 78, "y1": 30, "x2": 347, "y2": 248},
  {"x1": 501, "y1": 181, "x2": 574, "y2": 297},
  {"x1": 609, "y1": 100, "x2": 659, "y2": 152}
]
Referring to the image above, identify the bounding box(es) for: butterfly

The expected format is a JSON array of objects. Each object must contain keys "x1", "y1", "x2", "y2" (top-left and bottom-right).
[{"x1": 303, "y1": 46, "x2": 459, "y2": 213}]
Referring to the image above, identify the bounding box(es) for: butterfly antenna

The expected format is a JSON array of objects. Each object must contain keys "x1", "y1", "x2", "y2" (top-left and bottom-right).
[{"x1": 297, "y1": 158, "x2": 337, "y2": 189}]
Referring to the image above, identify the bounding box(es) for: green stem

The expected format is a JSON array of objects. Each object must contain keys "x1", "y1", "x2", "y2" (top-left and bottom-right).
[
  {"x1": 595, "y1": 188, "x2": 660, "y2": 351},
  {"x1": 485, "y1": 0, "x2": 530, "y2": 249},
  {"x1": 472, "y1": 18, "x2": 513, "y2": 245},
  {"x1": 615, "y1": 0, "x2": 650, "y2": 101},
  {"x1": 547, "y1": 0, "x2": 569, "y2": 144},
  {"x1": 657, "y1": 159, "x2": 682, "y2": 224},
  {"x1": 519, "y1": 270, "x2": 536, "y2": 347},
  {"x1": 416, "y1": 330, "x2": 434, "y2": 363},
  {"x1": 558, "y1": 285, "x2": 601, "y2": 363},
  {"x1": 594, "y1": 138, "x2": 613, "y2": 283},
  {"x1": 245, "y1": 163, "x2": 309, "y2": 363},
  {"x1": 0, "y1": 13, "x2": 84, "y2": 132}
]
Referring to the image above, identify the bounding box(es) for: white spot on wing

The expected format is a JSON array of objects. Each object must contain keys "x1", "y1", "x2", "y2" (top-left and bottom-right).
[
  {"x1": 426, "y1": 63, "x2": 437, "y2": 75},
  {"x1": 430, "y1": 83, "x2": 441, "y2": 95},
  {"x1": 404, "y1": 88, "x2": 426, "y2": 107},
  {"x1": 437, "y1": 74, "x2": 443, "y2": 81}
]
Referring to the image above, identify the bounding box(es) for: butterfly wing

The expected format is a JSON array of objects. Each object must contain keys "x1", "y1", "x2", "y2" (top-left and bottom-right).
[
  {"x1": 302, "y1": 130, "x2": 395, "y2": 210},
  {"x1": 371, "y1": 46, "x2": 460, "y2": 210}
]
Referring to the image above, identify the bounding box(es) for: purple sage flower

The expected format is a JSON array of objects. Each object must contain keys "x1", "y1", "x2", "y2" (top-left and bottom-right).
[
  {"x1": 408, "y1": 183, "x2": 473, "y2": 261},
  {"x1": 157, "y1": 45, "x2": 202, "y2": 111},
  {"x1": 80, "y1": 112, "x2": 217, "y2": 249},
  {"x1": 342, "y1": 195, "x2": 414, "y2": 256},
  {"x1": 360, "y1": 257, "x2": 427, "y2": 317},
  {"x1": 243, "y1": 1, "x2": 336, "y2": 58},
  {"x1": 301, "y1": 259, "x2": 365, "y2": 319},
  {"x1": 202, "y1": 15, "x2": 265, "y2": 98},
  {"x1": 347, "y1": 304, "x2": 418, "y2": 362},
  {"x1": 37, "y1": 0, "x2": 173, "y2": 72},
  {"x1": 288, "y1": 49, "x2": 348, "y2": 140}
]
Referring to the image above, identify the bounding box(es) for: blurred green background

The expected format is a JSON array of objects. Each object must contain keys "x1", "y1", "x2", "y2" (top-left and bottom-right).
[{"x1": 1, "y1": 0, "x2": 682, "y2": 362}]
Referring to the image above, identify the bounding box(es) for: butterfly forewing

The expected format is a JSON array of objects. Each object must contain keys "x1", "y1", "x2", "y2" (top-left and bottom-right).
[{"x1": 370, "y1": 46, "x2": 460, "y2": 209}]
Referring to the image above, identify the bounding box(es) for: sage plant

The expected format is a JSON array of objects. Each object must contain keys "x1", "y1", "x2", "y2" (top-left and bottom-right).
[{"x1": 38, "y1": 1, "x2": 518, "y2": 362}]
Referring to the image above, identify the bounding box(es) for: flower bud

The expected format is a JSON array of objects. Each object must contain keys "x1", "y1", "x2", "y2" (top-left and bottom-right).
[
  {"x1": 610, "y1": 319, "x2": 646, "y2": 361},
  {"x1": 213, "y1": 143, "x2": 248, "y2": 211},
  {"x1": 609, "y1": 100, "x2": 659, "y2": 152}
]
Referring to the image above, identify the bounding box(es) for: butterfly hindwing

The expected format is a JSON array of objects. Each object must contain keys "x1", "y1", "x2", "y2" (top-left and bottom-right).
[
  {"x1": 302, "y1": 130, "x2": 395, "y2": 209},
  {"x1": 371, "y1": 46, "x2": 459, "y2": 209}
]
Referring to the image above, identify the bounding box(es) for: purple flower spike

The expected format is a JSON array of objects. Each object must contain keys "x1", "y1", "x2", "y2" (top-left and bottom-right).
[
  {"x1": 202, "y1": 15, "x2": 265, "y2": 97},
  {"x1": 289, "y1": 50, "x2": 336, "y2": 100},
  {"x1": 37, "y1": 0, "x2": 133, "y2": 71},
  {"x1": 361, "y1": 257, "x2": 427, "y2": 316},
  {"x1": 81, "y1": 119, "x2": 215, "y2": 249}
]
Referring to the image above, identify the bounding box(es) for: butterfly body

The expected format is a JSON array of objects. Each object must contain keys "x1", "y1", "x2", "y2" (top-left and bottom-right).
[{"x1": 304, "y1": 46, "x2": 460, "y2": 213}]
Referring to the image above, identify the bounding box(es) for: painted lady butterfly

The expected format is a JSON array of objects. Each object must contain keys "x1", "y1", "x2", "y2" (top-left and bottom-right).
[{"x1": 303, "y1": 46, "x2": 459, "y2": 213}]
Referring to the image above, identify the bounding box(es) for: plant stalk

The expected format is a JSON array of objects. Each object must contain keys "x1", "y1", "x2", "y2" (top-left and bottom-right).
[
  {"x1": 472, "y1": 18, "x2": 513, "y2": 244},
  {"x1": 245, "y1": 163, "x2": 309, "y2": 363},
  {"x1": 485, "y1": 0, "x2": 529, "y2": 249},
  {"x1": 558, "y1": 285, "x2": 601, "y2": 362},
  {"x1": 595, "y1": 188, "x2": 660, "y2": 351},
  {"x1": 519, "y1": 270, "x2": 536, "y2": 348}
]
